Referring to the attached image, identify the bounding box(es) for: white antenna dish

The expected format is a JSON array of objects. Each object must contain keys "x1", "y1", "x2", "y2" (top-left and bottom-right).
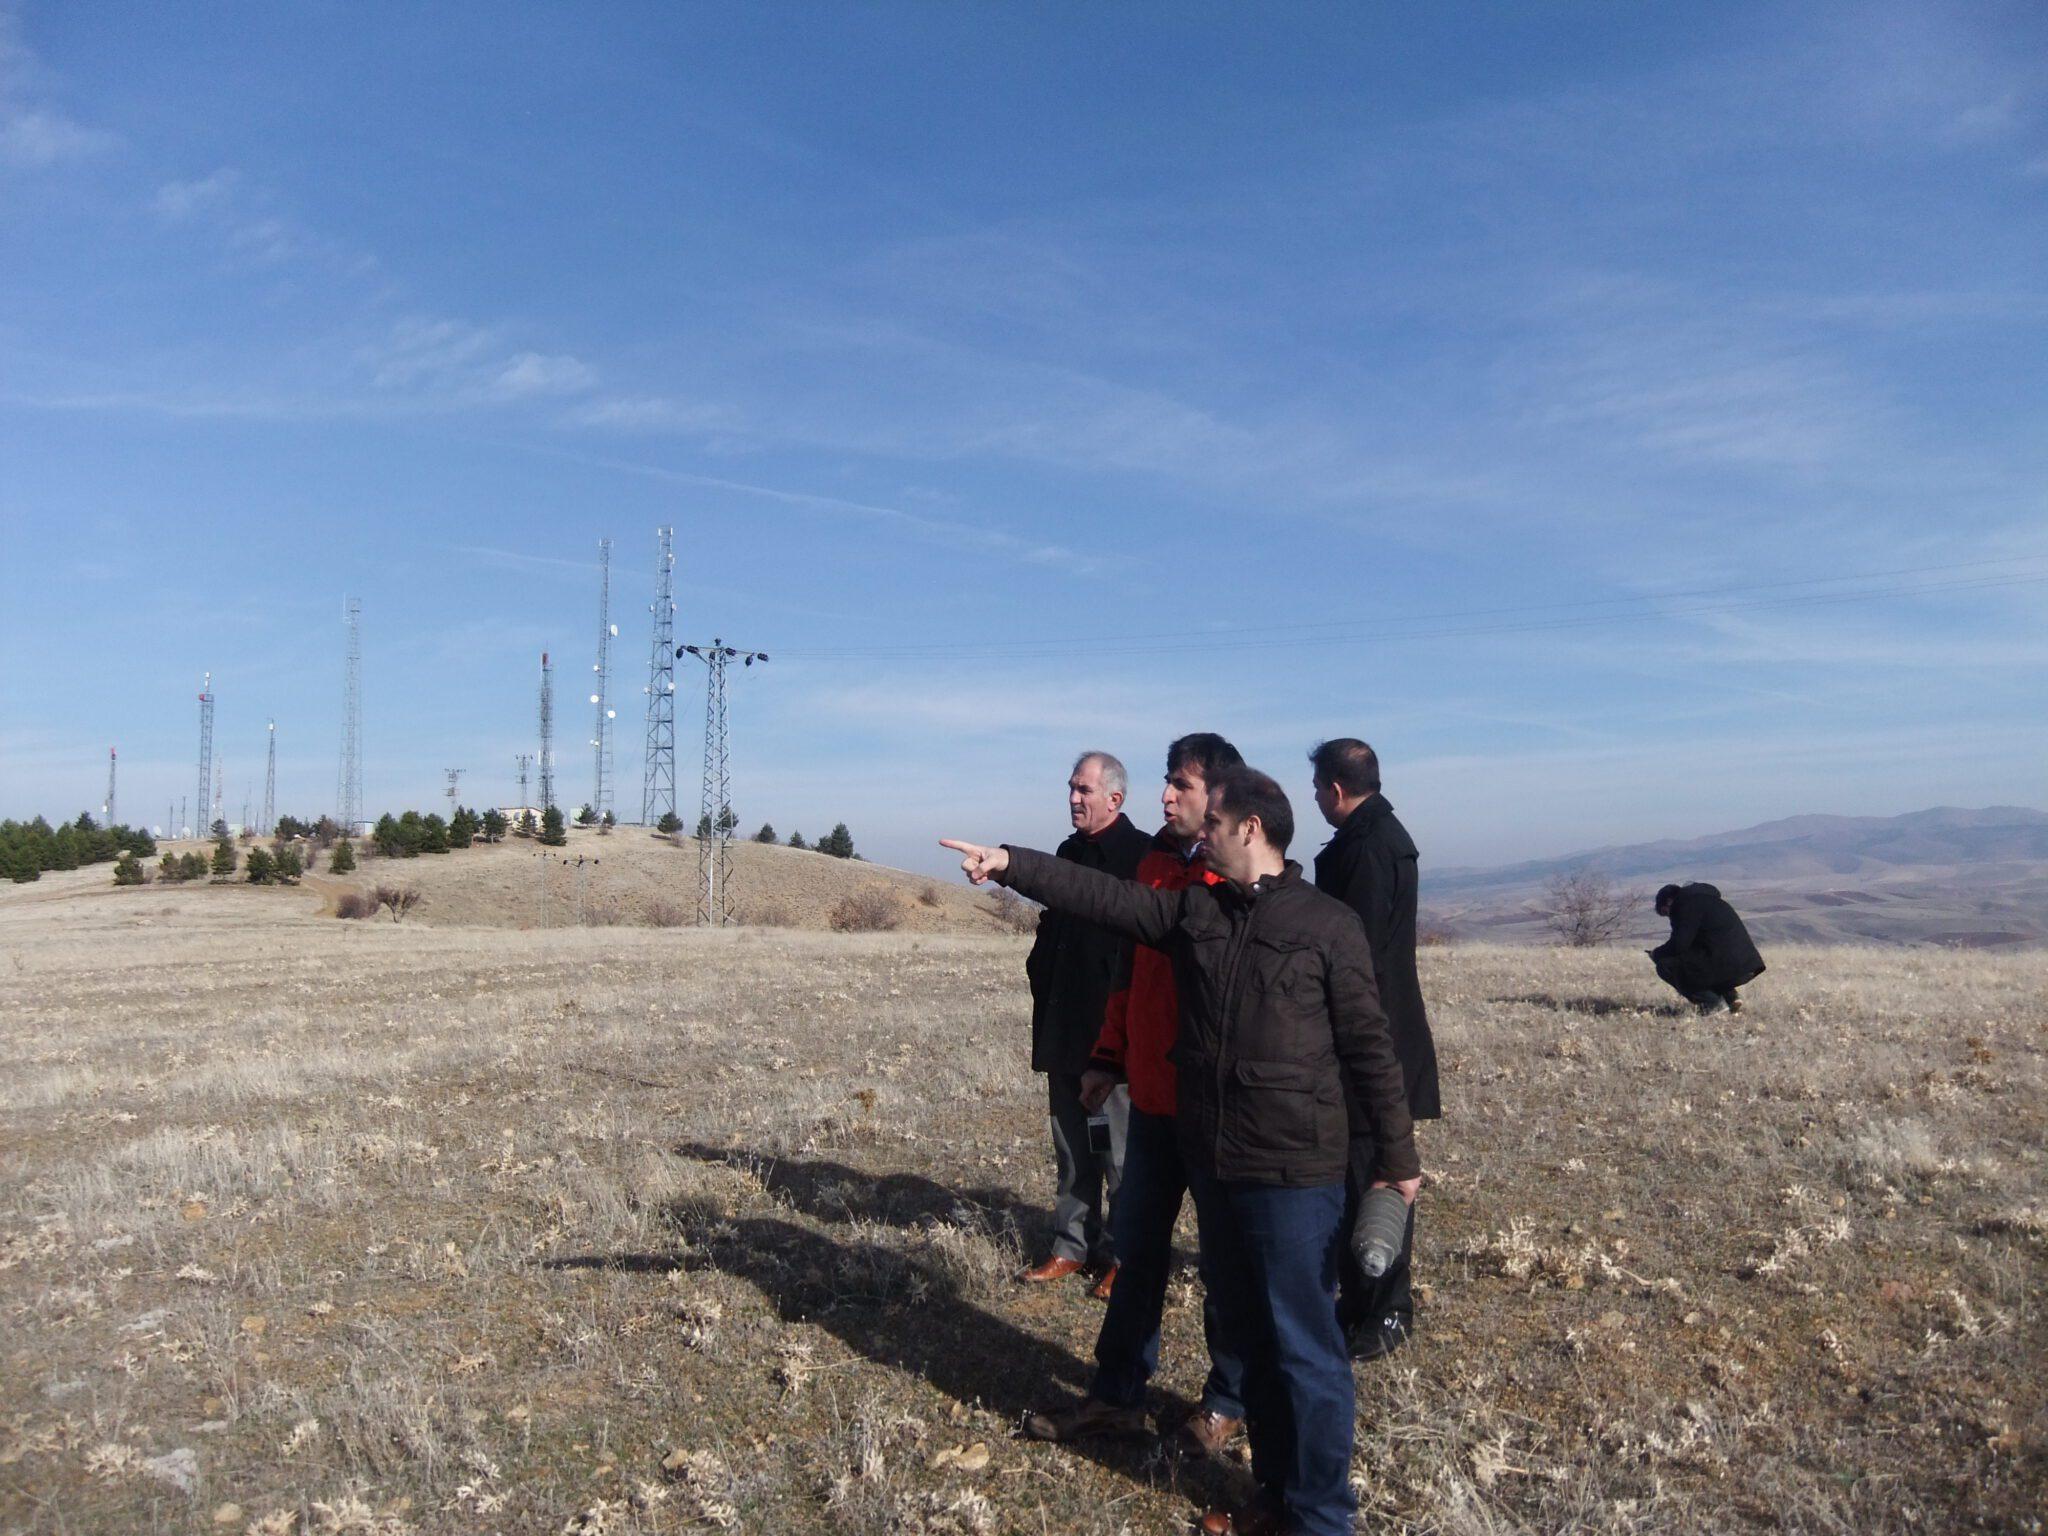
[
  {"x1": 589, "y1": 693, "x2": 601, "y2": 704},
  {"x1": 610, "y1": 624, "x2": 618, "y2": 636}
]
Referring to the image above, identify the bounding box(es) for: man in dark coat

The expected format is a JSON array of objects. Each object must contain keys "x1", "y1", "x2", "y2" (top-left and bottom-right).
[
  {"x1": 1650, "y1": 882, "x2": 1765, "y2": 1015},
  {"x1": 945, "y1": 765, "x2": 1420, "y2": 1536},
  {"x1": 1020, "y1": 751, "x2": 1151, "y2": 1283},
  {"x1": 1308, "y1": 737, "x2": 1441, "y2": 1361}
]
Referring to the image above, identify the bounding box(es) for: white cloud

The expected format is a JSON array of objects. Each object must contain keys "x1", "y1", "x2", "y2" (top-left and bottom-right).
[
  {"x1": 0, "y1": 106, "x2": 114, "y2": 166},
  {"x1": 152, "y1": 168, "x2": 240, "y2": 219},
  {"x1": 493, "y1": 351, "x2": 596, "y2": 398},
  {"x1": 565, "y1": 394, "x2": 738, "y2": 433}
]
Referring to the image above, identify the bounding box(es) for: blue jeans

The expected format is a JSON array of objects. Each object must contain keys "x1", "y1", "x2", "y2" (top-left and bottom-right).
[
  {"x1": 1187, "y1": 1168, "x2": 1353, "y2": 1536},
  {"x1": 1089, "y1": 1110, "x2": 1246, "y2": 1420}
]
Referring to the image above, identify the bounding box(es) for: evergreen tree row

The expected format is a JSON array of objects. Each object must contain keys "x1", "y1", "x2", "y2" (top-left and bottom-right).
[{"x1": 1, "y1": 813, "x2": 155, "y2": 884}]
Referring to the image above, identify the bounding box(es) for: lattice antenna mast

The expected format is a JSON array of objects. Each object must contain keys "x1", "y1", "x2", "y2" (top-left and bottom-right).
[
  {"x1": 263, "y1": 723, "x2": 276, "y2": 834},
  {"x1": 337, "y1": 597, "x2": 363, "y2": 832},
  {"x1": 516, "y1": 753, "x2": 532, "y2": 816},
  {"x1": 445, "y1": 768, "x2": 463, "y2": 823},
  {"x1": 213, "y1": 760, "x2": 225, "y2": 835},
  {"x1": 104, "y1": 747, "x2": 117, "y2": 828},
  {"x1": 640, "y1": 527, "x2": 677, "y2": 825},
  {"x1": 196, "y1": 673, "x2": 214, "y2": 837},
  {"x1": 590, "y1": 538, "x2": 616, "y2": 820},
  {"x1": 538, "y1": 652, "x2": 556, "y2": 812},
  {"x1": 679, "y1": 639, "x2": 768, "y2": 926}
]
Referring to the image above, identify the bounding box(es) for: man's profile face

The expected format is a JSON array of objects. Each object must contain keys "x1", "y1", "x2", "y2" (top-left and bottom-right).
[
  {"x1": 1067, "y1": 760, "x2": 1122, "y2": 836},
  {"x1": 1655, "y1": 894, "x2": 1674, "y2": 918},
  {"x1": 1161, "y1": 763, "x2": 1210, "y2": 841},
  {"x1": 1200, "y1": 803, "x2": 1253, "y2": 882},
  {"x1": 1312, "y1": 773, "x2": 1343, "y2": 828}
]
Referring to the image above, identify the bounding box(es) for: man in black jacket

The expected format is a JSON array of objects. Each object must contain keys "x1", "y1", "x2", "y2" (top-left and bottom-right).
[
  {"x1": 1020, "y1": 751, "x2": 1152, "y2": 1285},
  {"x1": 945, "y1": 766, "x2": 1420, "y2": 1536},
  {"x1": 1650, "y1": 882, "x2": 1765, "y2": 1015},
  {"x1": 1309, "y1": 738, "x2": 1441, "y2": 1362}
]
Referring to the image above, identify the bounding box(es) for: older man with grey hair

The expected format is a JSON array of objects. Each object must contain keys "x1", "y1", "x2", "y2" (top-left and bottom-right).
[{"x1": 1019, "y1": 751, "x2": 1151, "y2": 1290}]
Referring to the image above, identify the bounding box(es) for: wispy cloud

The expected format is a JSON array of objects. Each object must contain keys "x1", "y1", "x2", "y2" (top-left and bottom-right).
[
  {"x1": 0, "y1": 13, "x2": 117, "y2": 167},
  {"x1": 493, "y1": 351, "x2": 597, "y2": 399}
]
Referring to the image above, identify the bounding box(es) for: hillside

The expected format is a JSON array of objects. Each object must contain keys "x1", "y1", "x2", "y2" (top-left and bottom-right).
[
  {"x1": 21, "y1": 827, "x2": 1028, "y2": 936},
  {"x1": 1425, "y1": 805, "x2": 2048, "y2": 949}
]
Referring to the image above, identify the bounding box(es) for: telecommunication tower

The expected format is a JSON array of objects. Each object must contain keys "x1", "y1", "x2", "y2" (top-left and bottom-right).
[
  {"x1": 196, "y1": 674, "x2": 215, "y2": 837},
  {"x1": 104, "y1": 747, "x2": 117, "y2": 828},
  {"x1": 538, "y1": 652, "x2": 557, "y2": 812},
  {"x1": 516, "y1": 752, "x2": 532, "y2": 814},
  {"x1": 337, "y1": 597, "x2": 363, "y2": 832},
  {"x1": 640, "y1": 527, "x2": 677, "y2": 825},
  {"x1": 180, "y1": 796, "x2": 188, "y2": 839},
  {"x1": 167, "y1": 802, "x2": 174, "y2": 840},
  {"x1": 213, "y1": 760, "x2": 225, "y2": 835},
  {"x1": 445, "y1": 768, "x2": 463, "y2": 823},
  {"x1": 263, "y1": 722, "x2": 276, "y2": 834},
  {"x1": 590, "y1": 538, "x2": 616, "y2": 820},
  {"x1": 679, "y1": 639, "x2": 768, "y2": 925}
]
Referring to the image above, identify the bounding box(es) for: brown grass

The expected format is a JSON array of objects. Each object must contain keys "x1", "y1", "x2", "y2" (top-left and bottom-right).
[{"x1": 1, "y1": 869, "x2": 2043, "y2": 1533}]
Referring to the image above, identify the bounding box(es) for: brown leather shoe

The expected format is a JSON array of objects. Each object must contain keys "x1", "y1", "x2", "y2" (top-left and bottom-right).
[
  {"x1": 1196, "y1": 1494, "x2": 1287, "y2": 1535},
  {"x1": 1088, "y1": 1263, "x2": 1118, "y2": 1300},
  {"x1": 1019, "y1": 1256, "x2": 1085, "y2": 1283},
  {"x1": 1019, "y1": 1396, "x2": 1150, "y2": 1442},
  {"x1": 1173, "y1": 1408, "x2": 1244, "y2": 1461}
]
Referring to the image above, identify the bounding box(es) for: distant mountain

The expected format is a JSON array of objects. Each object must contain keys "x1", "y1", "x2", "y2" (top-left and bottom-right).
[{"x1": 1424, "y1": 806, "x2": 2048, "y2": 949}]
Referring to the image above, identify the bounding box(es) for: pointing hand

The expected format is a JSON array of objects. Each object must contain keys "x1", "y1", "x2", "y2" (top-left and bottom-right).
[{"x1": 939, "y1": 839, "x2": 1009, "y2": 885}]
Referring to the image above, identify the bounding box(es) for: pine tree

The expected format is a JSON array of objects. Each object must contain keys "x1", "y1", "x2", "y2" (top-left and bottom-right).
[
  {"x1": 273, "y1": 846, "x2": 303, "y2": 883},
  {"x1": 695, "y1": 812, "x2": 712, "y2": 839},
  {"x1": 540, "y1": 805, "x2": 568, "y2": 847},
  {"x1": 754, "y1": 823, "x2": 777, "y2": 844},
  {"x1": 211, "y1": 838, "x2": 238, "y2": 880},
  {"x1": 482, "y1": 809, "x2": 508, "y2": 843},
  {"x1": 112, "y1": 851, "x2": 146, "y2": 886},
  {"x1": 420, "y1": 814, "x2": 450, "y2": 854},
  {"x1": 656, "y1": 810, "x2": 683, "y2": 837},
  {"x1": 181, "y1": 851, "x2": 208, "y2": 881},
  {"x1": 787, "y1": 830, "x2": 808, "y2": 850},
  {"x1": 246, "y1": 846, "x2": 276, "y2": 884},
  {"x1": 329, "y1": 838, "x2": 357, "y2": 874},
  {"x1": 818, "y1": 823, "x2": 856, "y2": 859},
  {"x1": 449, "y1": 807, "x2": 477, "y2": 848}
]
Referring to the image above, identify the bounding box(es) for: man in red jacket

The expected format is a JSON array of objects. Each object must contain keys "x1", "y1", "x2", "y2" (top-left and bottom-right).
[{"x1": 1021, "y1": 733, "x2": 1249, "y2": 1454}]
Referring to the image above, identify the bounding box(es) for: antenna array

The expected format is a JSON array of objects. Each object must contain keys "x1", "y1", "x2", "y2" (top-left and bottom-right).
[
  {"x1": 641, "y1": 527, "x2": 677, "y2": 825},
  {"x1": 591, "y1": 538, "x2": 615, "y2": 820},
  {"x1": 337, "y1": 597, "x2": 363, "y2": 832},
  {"x1": 538, "y1": 652, "x2": 556, "y2": 812},
  {"x1": 196, "y1": 673, "x2": 215, "y2": 837},
  {"x1": 263, "y1": 722, "x2": 276, "y2": 835}
]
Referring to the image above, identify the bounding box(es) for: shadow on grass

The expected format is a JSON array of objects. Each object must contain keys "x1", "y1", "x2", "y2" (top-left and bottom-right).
[
  {"x1": 548, "y1": 1212, "x2": 1228, "y2": 1514},
  {"x1": 672, "y1": 1139, "x2": 1052, "y2": 1250},
  {"x1": 1492, "y1": 992, "x2": 1687, "y2": 1019}
]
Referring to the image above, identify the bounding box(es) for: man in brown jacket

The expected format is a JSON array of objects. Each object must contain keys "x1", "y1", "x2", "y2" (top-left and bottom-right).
[{"x1": 945, "y1": 766, "x2": 1420, "y2": 1536}]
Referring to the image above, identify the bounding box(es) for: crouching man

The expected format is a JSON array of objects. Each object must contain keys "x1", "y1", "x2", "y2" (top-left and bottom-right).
[
  {"x1": 944, "y1": 766, "x2": 1421, "y2": 1536},
  {"x1": 1649, "y1": 882, "x2": 1765, "y2": 1015}
]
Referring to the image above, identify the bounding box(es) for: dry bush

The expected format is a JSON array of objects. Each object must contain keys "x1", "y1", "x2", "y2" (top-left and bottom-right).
[
  {"x1": 333, "y1": 890, "x2": 377, "y2": 920},
  {"x1": 745, "y1": 901, "x2": 797, "y2": 927},
  {"x1": 987, "y1": 887, "x2": 1037, "y2": 935},
  {"x1": 1417, "y1": 921, "x2": 1457, "y2": 947},
  {"x1": 829, "y1": 887, "x2": 903, "y2": 933},
  {"x1": 645, "y1": 897, "x2": 689, "y2": 928},
  {"x1": 373, "y1": 885, "x2": 422, "y2": 922},
  {"x1": 917, "y1": 883, "x2": 942, "y2": 909},
  {"x1": 1541, "y1": 869, "x2": 1633, "y2": 946}
]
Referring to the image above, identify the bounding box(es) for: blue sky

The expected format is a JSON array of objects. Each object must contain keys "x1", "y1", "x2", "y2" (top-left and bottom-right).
[{"x1": 2, "y1": 1, "x2": 2044, "y2": 874}]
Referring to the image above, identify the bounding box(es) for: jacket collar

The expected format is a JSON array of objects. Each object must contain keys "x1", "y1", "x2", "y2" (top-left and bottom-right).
[{"x1": 1333, "y1": 793, "x2": 1391, "y2": 842}]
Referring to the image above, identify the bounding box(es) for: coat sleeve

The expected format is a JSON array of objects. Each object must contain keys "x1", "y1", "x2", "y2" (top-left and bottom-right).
[
  {"x1": 1326, "y1": 917, "x2": 1421, "y2": 1183},
  {"x1": 1001, "y1": 845, "x2": 1180, "y2": 949}
]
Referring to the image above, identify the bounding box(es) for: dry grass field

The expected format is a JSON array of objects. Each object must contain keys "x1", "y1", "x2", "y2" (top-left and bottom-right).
[{"x1": 2, "y1": 871, "x2": 2043, "y2": 1535}]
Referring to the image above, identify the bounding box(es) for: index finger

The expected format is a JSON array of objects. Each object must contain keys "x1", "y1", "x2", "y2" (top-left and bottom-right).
[{"x1": 938, "y1": 839, "x2": 977, "y2": 854}]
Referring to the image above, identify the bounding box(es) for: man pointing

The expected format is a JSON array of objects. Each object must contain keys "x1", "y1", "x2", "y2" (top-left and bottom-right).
[{"x1": 944, "y1": 765, "x2": 1421, "y2": 1536}]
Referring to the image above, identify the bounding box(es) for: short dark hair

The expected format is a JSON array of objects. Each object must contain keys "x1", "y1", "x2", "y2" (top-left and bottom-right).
[
  {"x1": 1655, "y1": 883, "x2": 1682, "y2": 914},
  {"x1": 1308, "y1": 738, "x2": 1380, "y2": 796},
  {"x1": 1166, "y1": 732, "x2": 1244, "y2": 782},
  {"x1": 1209, "y1": 766, "x2": 1295, "y2": 855}
]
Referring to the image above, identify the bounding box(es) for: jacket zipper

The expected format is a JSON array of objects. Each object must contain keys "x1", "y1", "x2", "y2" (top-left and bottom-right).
[{"x1": 1212, "y1": 889, "x2": 1267, "y2": 1170}]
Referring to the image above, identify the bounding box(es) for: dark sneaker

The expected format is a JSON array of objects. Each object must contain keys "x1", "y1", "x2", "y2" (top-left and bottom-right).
[
  {"x1": 1696, "y1": 994, "x2": 1729, "y2": 1016},
  {"x1": 1019, "y1": 1396, "x2": 1150, "y2": 1442},
  {"x1": 1350, "y1": 1314, "x2": 1411, "y2": 1362},
  {"x1": 1723, "y1": 992, "x2": 1744, "y2": 1015}
]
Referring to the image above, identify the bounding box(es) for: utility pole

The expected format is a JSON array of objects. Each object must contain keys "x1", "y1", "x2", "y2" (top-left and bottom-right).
[
  {"x1": 590, "y1": 538, "x2": 615, "y2": 822},
  {"x1": 104, "y1": 747, "x2": 117, "y2": 828},
  {"x1": 196, "y1": 673, "x2": 214, "y2": 838},
  {"x1": 641, "y1": 527, "x2": 677, "y2": 825},
  {"x1": 678, "y1": 639, "x2": 768, "y2": 926},
  {"x1": 337, "y1": 597, "x2": 363, "y2": 833},
  {"x1": 445, "y1": 768, "x2": 463, "y2": 824},
  {"x1": 538, "y1": 652, "x2": 556, "y2": 813},
  {"x1": 263, "y1": 722, "x2": 276, "y2": 834}
]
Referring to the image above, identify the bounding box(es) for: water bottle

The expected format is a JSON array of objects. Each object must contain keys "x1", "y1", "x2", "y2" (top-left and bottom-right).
[{"x1": 1350, "y1": 1185, "x2": 1409, "y2": 1278}]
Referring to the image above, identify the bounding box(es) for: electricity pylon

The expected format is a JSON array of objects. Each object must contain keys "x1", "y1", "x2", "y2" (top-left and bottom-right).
[{"x1": 679, "y1": 638, "x2": 768, "y2": 925}]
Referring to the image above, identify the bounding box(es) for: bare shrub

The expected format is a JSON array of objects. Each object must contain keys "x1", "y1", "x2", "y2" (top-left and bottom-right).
[
  {"x1": 374, "y1": 885, "x2": 422, "y2": 923},
  {"x1": 1541, "y1": 870, "x2": 1632, "y2": 947},
  {"x1": 830, "y1": 887, "x2": 903, "y2": 934},
  {"x1": 333, "y1": 890, "x2": 377, "y2": 920},
  {"x1": 745, "y1": 901, "x2": 797, "y2": 928},
  {"x1": 917, "y1": 883, "x2": 942, "y2": 909},
  {"x1": 1417, "y1": 921, "x2": 1457, "y2": 948},
  {"x1": 645, "y1": 898, "x2": 689, "y2": 928},
  {"x1": 987, "y1": 888, "x2": 1038, "y2": 935}
]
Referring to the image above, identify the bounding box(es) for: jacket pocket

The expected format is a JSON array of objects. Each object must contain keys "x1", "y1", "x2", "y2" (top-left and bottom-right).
[
  {"x1": 1229, "y1": 1057, "x2": 1323, "y2": 1151},
  {"x1": 1246, "y1": 934, "x2": 1314, "y2": 1000}
]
